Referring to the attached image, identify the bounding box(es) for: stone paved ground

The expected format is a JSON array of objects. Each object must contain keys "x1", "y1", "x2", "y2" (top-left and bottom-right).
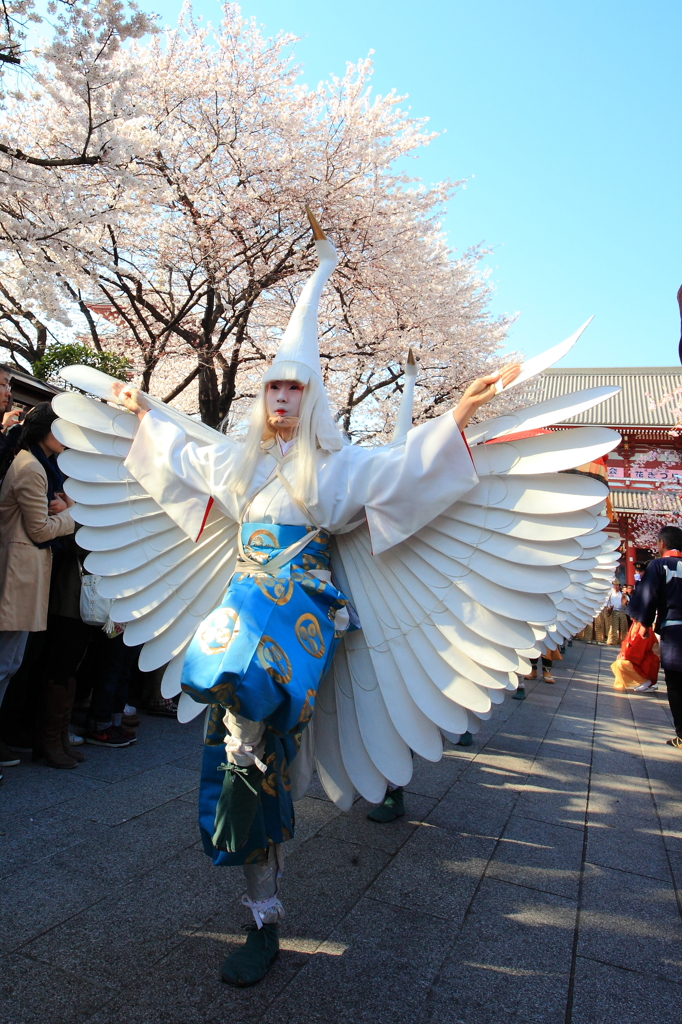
[{"x1": 1, "y1": 640, "x2": 682, "y2": 1024}]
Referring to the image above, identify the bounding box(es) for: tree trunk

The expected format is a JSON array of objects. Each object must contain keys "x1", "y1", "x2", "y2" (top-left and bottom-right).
[
  {"x1": 197, "y1": 351, "x2": 221, "y2": 426},
  {"x1": 35, "y1": 323, "x2": 47, "y2": 362}
]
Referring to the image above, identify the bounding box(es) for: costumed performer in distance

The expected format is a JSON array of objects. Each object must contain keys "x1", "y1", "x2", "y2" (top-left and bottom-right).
[{"x1": 113, "y1": 210, "x2": 520, "y2": 987}]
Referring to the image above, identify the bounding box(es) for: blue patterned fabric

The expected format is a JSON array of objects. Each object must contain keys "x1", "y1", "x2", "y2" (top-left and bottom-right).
[{"x1": 183, "y1": 523, "x2": 349, "y2": 866}]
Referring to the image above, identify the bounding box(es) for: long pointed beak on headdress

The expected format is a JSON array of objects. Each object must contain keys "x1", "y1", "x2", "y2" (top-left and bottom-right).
[{"x1": 306, "y1": 205, "x2": 327, "y2": 240}]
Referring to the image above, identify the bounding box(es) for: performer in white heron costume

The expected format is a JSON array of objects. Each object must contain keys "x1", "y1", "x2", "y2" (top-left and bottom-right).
[{"x1": 52, "y1": 211, "x2": 621, "y2": 986}]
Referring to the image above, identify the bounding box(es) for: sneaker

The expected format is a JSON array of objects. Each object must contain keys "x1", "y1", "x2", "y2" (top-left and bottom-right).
[
  {"x1": 633, "y1": 682, "x2": 658, "y2": 693},
  {"x1": 68, "y1": 732, "x2": 84, "y2": 746},
  {"x1": 122, "y1": 710, "x2": 140, "y2": 728},
  {"x1": 142, "y1": 698, "x2": 178, "y2": 718},
  {"x1": 124, "y1": 704, "x2": 137, "y2": 716},
  {"x1": 117, "y1": 725, "x2": 138, "y2": 745},
  {"x1": 1, "y1": 726, "x2": 32, "y2": 751},
  {"x1": 0, "y1": 740, "x2": 20, "y2": 766},
  {"x1": 85, "y1": 726, "x2": 133, "y2": 748}
]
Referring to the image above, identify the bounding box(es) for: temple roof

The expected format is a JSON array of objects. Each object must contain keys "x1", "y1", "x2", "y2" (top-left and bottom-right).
[
  {"x1": 532, "y1": 367, "x2": 682, "y2": 429},
  {"x1": 610, "y1": 490, "x2": 682, "y2": 513}
]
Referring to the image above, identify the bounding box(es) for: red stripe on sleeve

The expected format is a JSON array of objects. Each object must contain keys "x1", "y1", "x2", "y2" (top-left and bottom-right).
[{"x1": 195, "y1": 496, "x2": 214, "y2": 541}]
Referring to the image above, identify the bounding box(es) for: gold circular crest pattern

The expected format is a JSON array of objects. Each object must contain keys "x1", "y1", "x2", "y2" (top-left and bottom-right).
[
  {"x1": 262, "y1": 752, "x2": 278, "y2": 797},
  {"x1": 197, "y1": 607, "x2": 239, "y2": 656},
  {"x1": 301, "y1": 552, "x2": 327, "y2": 572},
  {"x1": 254, "y1": 575, "x2": 294, "y2": 605},
  {"x1": 257, "y1": 635, "x2": 292, "y2": 684},
  {"x1": 247, "y1": 529, "x2": 278, "y2": 549},
  {"x1": 295, "y1": 613, "x2": 325, "y2": 659}
]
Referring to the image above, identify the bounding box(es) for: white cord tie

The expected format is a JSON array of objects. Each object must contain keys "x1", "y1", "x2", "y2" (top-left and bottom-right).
[
  {"x1": 223, "y1": 735, "x2": 268, "y2": 773},
  {"x1": 241, "y1": 894, "x2": 285, "y2": 929}
]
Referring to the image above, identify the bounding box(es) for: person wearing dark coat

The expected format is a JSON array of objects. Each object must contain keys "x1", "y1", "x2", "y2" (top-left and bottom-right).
[{"x1": 628, "y1": 525, "x2": 682, "y2": 748}]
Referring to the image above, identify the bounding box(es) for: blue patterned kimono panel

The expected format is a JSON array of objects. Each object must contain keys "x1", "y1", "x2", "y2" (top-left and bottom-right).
[
  {"x1": 183, "y1": 523, "x2": 350, "y2": 866},
  {"x1": 181, "y1": 523, "x2": 348, "y2": 735}
]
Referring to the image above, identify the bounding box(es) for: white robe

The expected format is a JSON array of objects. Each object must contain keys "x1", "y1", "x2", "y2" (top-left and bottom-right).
[{"x1": 124, "y1": 409, "x2": 478, "y2": 555}]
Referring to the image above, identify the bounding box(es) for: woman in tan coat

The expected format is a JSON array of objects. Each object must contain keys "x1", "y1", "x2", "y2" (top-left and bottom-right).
[{"x1": 0, "y1": 403, "x2": 75, "y2": 771}]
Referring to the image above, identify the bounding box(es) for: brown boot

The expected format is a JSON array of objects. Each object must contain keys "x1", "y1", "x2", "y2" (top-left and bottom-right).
[
  {"x1": 40, "y1": 679, "x2": 77, "y2": 769},
  {"x1": 61, "y1": 678, "x2": 85, "y2": 763}
]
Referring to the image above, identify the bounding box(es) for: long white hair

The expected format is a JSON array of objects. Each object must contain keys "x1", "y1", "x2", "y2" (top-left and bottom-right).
[{"x1": 226, "y1": 360, "x2": 344, "y2": 508}]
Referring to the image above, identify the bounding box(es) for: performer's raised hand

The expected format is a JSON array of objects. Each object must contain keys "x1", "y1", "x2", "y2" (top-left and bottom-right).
[
  {"x1": 111, "y1": 381, "x2": 151, "y2": 421},
  {"x1": 453, "y1": 362, "x2": 521, "y2": 429}
]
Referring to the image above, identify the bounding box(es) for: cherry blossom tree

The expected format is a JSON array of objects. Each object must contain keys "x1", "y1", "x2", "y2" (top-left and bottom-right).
[
  {"x1": 0, "y1": 0, "x2": 156, "y2": 370},
  {"x1": 0, "y1": 2, "x2": 516, "y2": 436},
  {"x1": 631, "y1": 511, "x2": 682, "y2": 551},
  {"x1": 1, "y1": 0, "x2": 41, "y2": 76}
]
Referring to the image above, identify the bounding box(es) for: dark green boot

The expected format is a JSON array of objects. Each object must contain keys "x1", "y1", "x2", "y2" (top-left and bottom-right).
[
  {"x1": 457, "y1": 731, "x2": 473, "y2": 746},
  {"x1": 212, "y1": 763, "x2": 263, "y2": 853},
  {"x1": 221, "y1": 923, "x2": 279, "y2": 986},
  {"x1": 367, "y1": 786, "x2": 405, "y2": 823}
]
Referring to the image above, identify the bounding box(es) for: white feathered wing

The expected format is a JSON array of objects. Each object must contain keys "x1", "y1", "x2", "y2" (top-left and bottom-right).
[
  {"x1": 52, "y1": 367, "x2": 239, "y2": 724},
  {"x1": 313, "y1": 384, "x2": 622, "y2": 808}
]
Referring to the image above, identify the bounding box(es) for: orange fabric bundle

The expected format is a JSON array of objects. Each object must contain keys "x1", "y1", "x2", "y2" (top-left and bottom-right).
[{"x1": 618, "y1": 623, "x2": 660, "y2": 683}]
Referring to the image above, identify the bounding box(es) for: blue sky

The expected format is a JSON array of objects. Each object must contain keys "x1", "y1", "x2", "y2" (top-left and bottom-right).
[{"x1": 135, "y1": 2, "x2": 682, "y2": 366}]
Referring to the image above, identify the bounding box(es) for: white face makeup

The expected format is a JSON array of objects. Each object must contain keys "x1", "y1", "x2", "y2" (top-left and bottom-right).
[{"x1": 265, "y1": 381, "x2": 305, "y2": 422}]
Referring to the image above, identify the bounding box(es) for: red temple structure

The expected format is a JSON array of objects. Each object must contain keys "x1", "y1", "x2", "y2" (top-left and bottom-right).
[{"x1": 532, "y1": 367, "x2": 682, "y2": 585}]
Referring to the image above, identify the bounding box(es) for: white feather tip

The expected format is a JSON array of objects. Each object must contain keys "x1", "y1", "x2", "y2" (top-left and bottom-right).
[{"x1": 496, "y1": 317, "x2": 594, "y2": 394}]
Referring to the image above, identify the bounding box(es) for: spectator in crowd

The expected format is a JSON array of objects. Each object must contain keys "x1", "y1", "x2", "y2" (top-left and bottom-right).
[
  {"x1": 606, "y1": 581, "x2": 629, "y2": 645},
  {"x1": 629, "y1": 525, "x2": 682, "y2": 744},
  {"x1": 0, "y1": 365, "x2": 21, "y2": 432},
  {"x1": 514, "y1": 646, "x2": 561, "y2": 698},
  {"x1": 622, "y1": 584, "x2": 633, "y2": 627},
  {"x1": 0, "y1": 534, "x2": 96, "y2": 760},
  {"x1": 611, "y1": 620, "x2": 660, "y2": 691},
  {"x1": 38, "y1": 534, "x2": 99, "y2": 764},
  {"x1": 578, "y1": 598, "x2": 609, "y2": 644},
  {"x1": 0, "y1": 365, "x2": 23, "y2": 474},
  {"x1": 0, "y1": 403, "x2": 75, "y2": 776},
  {"x1": 81, "y1": 629, "x2": 141, "y2": 748}
]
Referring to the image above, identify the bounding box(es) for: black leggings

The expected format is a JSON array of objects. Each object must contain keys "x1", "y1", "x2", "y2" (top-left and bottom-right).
[
  {"x1": 530, "y1": 657, "x2": 552, "y2": 670},
  {"x1": 664, "y1": 669, "x2": 682, "y2": 738}
]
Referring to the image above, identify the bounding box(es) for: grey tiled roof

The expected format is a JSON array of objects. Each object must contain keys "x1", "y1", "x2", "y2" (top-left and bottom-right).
[
  {"x1": 532, "y1": 367, "x2": 682, "y2": 428},
  {"x1": 610, "y1": 490, "x2": 682, "y2": 513}
]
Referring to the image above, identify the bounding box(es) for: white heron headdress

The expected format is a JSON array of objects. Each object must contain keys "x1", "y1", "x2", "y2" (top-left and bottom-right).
[
  {"x1": 263, "y1": 207, "x2": 339, "y2": 386},
  {"x1": 229, "y1": 209, "x2": 344, "y2": 505}
]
